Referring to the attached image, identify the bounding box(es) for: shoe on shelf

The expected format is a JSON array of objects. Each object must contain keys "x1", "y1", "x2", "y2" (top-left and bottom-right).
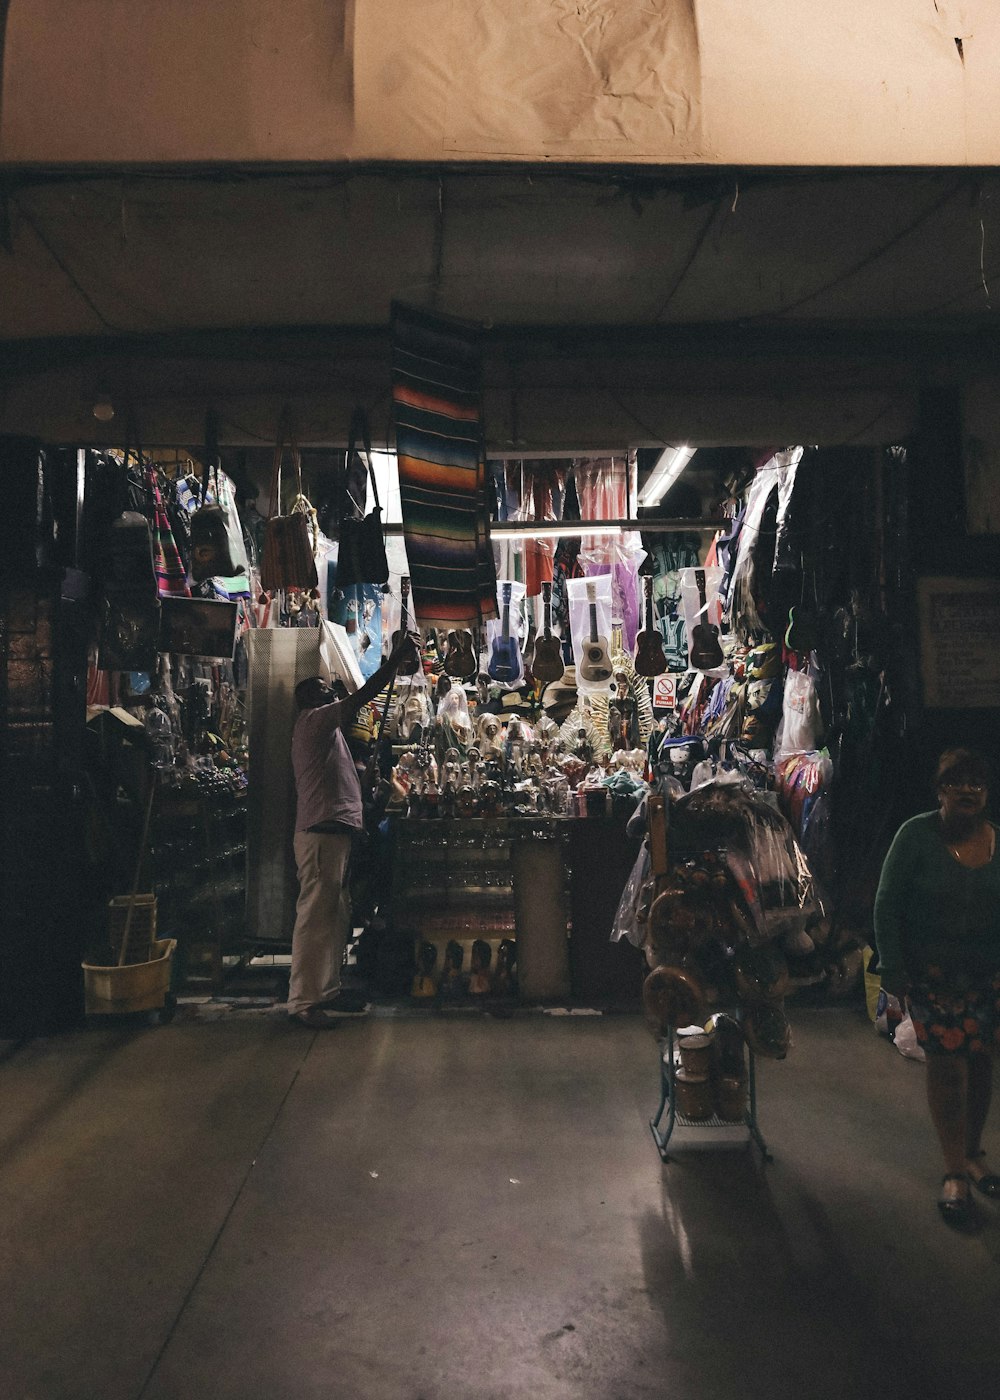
[
  {"x1": 966, "y1": 1152, "x2": 1000, "y2": 1198},
  {"x1": 315, "y1": 988, "x2": 371, "y2": 1017},
  {"x1": 288, "y1": 1008, "x2": 341, "y2": 1029},
  {"x1": 937, "y1": 1173, "x2": 976, "y2": 1228}
]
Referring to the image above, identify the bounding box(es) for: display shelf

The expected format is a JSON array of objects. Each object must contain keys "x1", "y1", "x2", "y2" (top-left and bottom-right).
[
  {"x1": 389, "y1": 815, "x2": 571, "y2": 989},
  {"x1": 149, "y1": 787, "x2": 248, "y2": 994}
]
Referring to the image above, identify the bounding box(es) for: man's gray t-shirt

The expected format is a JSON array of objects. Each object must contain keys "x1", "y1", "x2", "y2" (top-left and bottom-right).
[{"x1": 291, "y1": 703, "x2": 364, "y2": 834}]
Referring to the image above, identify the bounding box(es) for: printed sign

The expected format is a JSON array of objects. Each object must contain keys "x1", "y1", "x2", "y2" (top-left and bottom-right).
[
  {"x1": 652, "y1": 674, "x2": 678, "y2": 709},
  {"x1": 918, "y1": 576, "x2": 1000, "y2": 708}
]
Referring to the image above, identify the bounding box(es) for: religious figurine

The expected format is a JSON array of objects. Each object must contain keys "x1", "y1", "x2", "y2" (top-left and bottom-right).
[
  {"x1": 411, "y1": 940, "x2": 438, "y2": 998},
  {"x1": 441, "y1": 939, "x2": 465, "y2": 998},
  {"x1": 469, "y1": 939, "x2": 493, "y2": 996},
  {"x1": 493, "y1": 938, "x2": 518, "y2": 998}
]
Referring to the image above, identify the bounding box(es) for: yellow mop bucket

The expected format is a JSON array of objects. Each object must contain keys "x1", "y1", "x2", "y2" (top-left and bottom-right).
[
  {"x1": 82, "y1": 938, "x2": 176, "y2": 1015},
  {"x1": 83, "y1": 782, "x2": 175, "y2": 1016}
]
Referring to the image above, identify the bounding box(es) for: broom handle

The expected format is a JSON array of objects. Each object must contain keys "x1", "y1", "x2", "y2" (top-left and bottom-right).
[{"x1": 119, "y1": 781, "x2": 156, "y2": 967}]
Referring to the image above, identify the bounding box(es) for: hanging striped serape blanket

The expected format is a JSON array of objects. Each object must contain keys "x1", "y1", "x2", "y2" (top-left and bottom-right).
[
  {"x1": 146, "y1": 465, "x2": 191, "y2": 597},
  {"x1": 391, "y1": 302, "x2": 497, "y2": 629}
]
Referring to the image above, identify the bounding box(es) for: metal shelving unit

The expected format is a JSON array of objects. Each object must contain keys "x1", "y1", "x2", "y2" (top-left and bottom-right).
[{"x1": 649, "y1": 1022, "x2": 771, "y2": 1164}]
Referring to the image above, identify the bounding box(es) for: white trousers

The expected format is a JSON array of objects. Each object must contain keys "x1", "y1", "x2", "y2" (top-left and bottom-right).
[{"x1": 288, "y1": 830, "x2": 353, "y2": 1015}]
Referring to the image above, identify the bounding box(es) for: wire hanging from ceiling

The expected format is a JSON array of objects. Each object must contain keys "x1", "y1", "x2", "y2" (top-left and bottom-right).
[
  {"x1": 652, "y1": 196, "x2": 723, "y2": 323},
  {"x1": 749, "y1": 178, "x2": 967, "y2": 322},
  {"x1": 14, "y1": 200, "x2": 126, "y2": 333}
]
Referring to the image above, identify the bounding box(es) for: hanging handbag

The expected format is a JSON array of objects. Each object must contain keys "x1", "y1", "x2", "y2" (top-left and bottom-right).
[
  {"x1": 335, "y1": 407, "x2": 389, "y2": 588},
  {"x1": 260, "y1": 408, "x2": 319, "y2": 593},
  {"x1": 98, "y1": 414, "x2": 161, "y2": 670},
  {"x1": 190, "y1": 409, "x2": 240, "y2": 582}
]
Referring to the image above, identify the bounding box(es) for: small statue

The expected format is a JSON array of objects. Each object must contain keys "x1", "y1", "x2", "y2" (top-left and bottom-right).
[
  {"x1": 493, "y1": 938, "x2": 518, "y2": 998},
  {"x1": 468, "y1": 938, "x2": 493, "y2": 996},
  {"x1": 411, "y1": 940, "x2": 438, "y2": 998},
  {"x1": 441, "y1": 940, "x2": 465, "y2": 998}
]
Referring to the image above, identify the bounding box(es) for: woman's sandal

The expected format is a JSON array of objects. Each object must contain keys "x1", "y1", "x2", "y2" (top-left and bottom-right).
[
  {"x1": 966, "y1": 1152, "x2": 1000, "y2": 1199},
  {"x1": 938, "y1": 1173, "x2": 975, "y2": 1227}
]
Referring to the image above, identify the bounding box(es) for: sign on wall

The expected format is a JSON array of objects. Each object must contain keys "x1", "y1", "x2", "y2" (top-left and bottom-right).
[
  {"x1": 652, "y1": 674, "x2": 678, "y2": 710},
  {"x1": 918, "y1": 576, "x2": 1000, "y2": 709}
]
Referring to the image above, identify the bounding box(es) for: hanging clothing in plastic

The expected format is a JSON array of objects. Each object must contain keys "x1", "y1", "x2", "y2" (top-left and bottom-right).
[
  {"x1": 575, "y1": 455, "x2": 643, "y2": 650},
  {"x1": 725, "y1": 448, "x2": 802, "y2": 642}
]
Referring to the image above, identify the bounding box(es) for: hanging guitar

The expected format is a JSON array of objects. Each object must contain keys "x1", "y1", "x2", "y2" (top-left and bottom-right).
[
  {"x1": 578, "y1": 580, "x2": 613, "y2": 683},
  {"x1": 444, "y1": 627, "x2": 478, "y2": 679},
  {"x1": 487, "y1": 582, "x2": 523, "y2": 683},
  {"x1": 784, "y1": 552, "x2": 821, "y2": 654},
  {"x1": 391, "y1": 575, "x2": 422, "y2": 676},
  {"x1": 531, "y1": 581, "x2": 564, "y2": 684},
  {"x1": 689, "y1": 568, "x2": 724, "y2": 670},
  {"x1": 634, "y1": 574, "x2": 668, "y2": 678}
]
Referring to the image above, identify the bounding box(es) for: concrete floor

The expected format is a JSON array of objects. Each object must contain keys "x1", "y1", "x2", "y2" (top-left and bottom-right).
[{"x1": 2, "y1": 1004, "x2": 999, "y2": 1400}]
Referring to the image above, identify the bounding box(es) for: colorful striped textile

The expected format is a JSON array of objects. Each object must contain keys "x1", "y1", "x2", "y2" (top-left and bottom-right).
[
  {"x1": 392, "y1": 302, "x2": 497, "y2": 628},
  {"x1": 146, "y1": 465, "x2": 191, "y2": 597}
]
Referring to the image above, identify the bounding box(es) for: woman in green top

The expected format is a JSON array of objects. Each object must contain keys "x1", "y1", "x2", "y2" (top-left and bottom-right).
[{"x1": 874, "y1": 747, "x2": 1000, "y2": 1227}]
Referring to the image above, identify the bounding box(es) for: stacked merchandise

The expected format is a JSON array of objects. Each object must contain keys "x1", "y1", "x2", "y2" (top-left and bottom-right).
[{"x1": 632, "y1": 781, "x2": 821, "y2": 1064}]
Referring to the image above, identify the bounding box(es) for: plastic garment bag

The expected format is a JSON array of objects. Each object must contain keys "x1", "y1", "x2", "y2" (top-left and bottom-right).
[
  {"x1": 575, "y1": 455, "x2": 644, "y2": 649},
  {"x1": 726, "y1": 448, "x2": 802, "y2": 641},
  {"x1": 612, "y1": 842, "x2": 651, "y2": 946}
]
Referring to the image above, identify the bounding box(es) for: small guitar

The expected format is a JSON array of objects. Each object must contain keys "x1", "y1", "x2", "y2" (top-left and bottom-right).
[
  {"x1": 391, "y1": 576, "x2": 421, "y2": 676},
  {"x1": 634, "y1": 574, "x2": 668, "y2": 678},
  {"x1": 487, "y1": 582, "x2": 523, "y2": 683},
  {"x1": 578, "y1": 580, "x2": 613, "y2": 683},
  {"x1": 784, "y1": 555, "x2": 820, "y2": 653},
  {"x1": 531, "y1": 581, "x2": 564, "y2": 684},
  {"x1": 444, "y1": 628, "x2": 478, "y2": 679},
  {"x1": 690, "y1": 568, "x2": 724, "y2": 670}
]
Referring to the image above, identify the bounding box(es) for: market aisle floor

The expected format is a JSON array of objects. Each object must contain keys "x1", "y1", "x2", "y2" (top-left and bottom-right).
[{"x1": 2, "y1": 1005, "x2": 1000, "y2": 1400}]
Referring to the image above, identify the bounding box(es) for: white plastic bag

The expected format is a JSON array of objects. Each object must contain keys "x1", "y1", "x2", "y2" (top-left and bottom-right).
[
  {"x1": 874, "y1": 989, "x2": 926, "y2": 1060},
  {"x1": 775, "y1": 669, "x2": 823, "y2": 757},
  {"x1": 874, "y1": 988, "x2": 903, "y2": 1038},
  {"x1": 679, "y1": 565, "x2": 726, "y2": 674},
  {"x1": 892, "y1": 1012, "x2": 926, "y2": 1062},
  {"x1": 567, "y1": 574, "x2": 614, "y2": 695},
  {"x1": 485, "y1": 579, "x2": 526, "y2": 686}
]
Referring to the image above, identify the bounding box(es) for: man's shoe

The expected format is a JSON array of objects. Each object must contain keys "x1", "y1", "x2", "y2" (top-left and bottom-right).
[
  {"x1": 288, "y1": 1008, "x2": 340, "y2": 1029},
  {"x1": 315, "y1": 988, "x2": 371, "y2": 1017}
]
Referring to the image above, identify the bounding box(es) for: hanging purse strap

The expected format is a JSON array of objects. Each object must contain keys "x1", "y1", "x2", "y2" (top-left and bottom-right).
[
  {"x1": 346, "y1": 406, "x2": 381, "y2": 517},
  {"x1": 268, "y1": 406, "x2": 303, "y2": 519},
  {"x1": 123, "y1": 405, "x2": 144, "y2": 476},
  {"x1": 202, "y1": 407, "x2": 221, "y2": 506}
]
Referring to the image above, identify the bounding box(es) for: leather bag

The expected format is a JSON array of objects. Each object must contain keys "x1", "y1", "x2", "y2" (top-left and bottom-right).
[
  {"x1": 336, "y1": 408, "x2": 389, "y2": 588},
  {"x1": 190, "y1": 410, "x2": 239, "y2": 581},
  {"x1": 260, "y1": 408, "x2": 319, "y2": 593}
]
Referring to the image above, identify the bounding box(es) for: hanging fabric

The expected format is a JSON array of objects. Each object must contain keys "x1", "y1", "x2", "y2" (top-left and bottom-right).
[
  {"x1": 575, "y1": 455, "x2": 643, "y2": 650},
  {"x1": 391, "y1": 302, "x2": 496, "y2": 629},
  {"x1": 146, "y1": 464, "x2": 191, "y2": 598}
]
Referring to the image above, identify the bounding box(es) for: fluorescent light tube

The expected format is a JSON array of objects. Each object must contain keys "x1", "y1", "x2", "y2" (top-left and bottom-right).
[
  {"x1": 638, "y1": 445, "x2": 696, "y2": 507},
  {"x1": 493, "y1": 521, "x2": 622, "y2": 541}
]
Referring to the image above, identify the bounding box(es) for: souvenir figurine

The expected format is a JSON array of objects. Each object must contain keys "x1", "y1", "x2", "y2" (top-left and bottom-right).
[
  {"x1": 441, "y1": 940, "x2": 465, "y2": 997},
  {"x1": 469, "y1": 938, "x2": 493, "y2": 995},
  {"x1": 411, "y1": 940, "x2": 438, "y2": 998},
  {"x1": 493, "y1": 938, "x2": 518, "y2": 998}
]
